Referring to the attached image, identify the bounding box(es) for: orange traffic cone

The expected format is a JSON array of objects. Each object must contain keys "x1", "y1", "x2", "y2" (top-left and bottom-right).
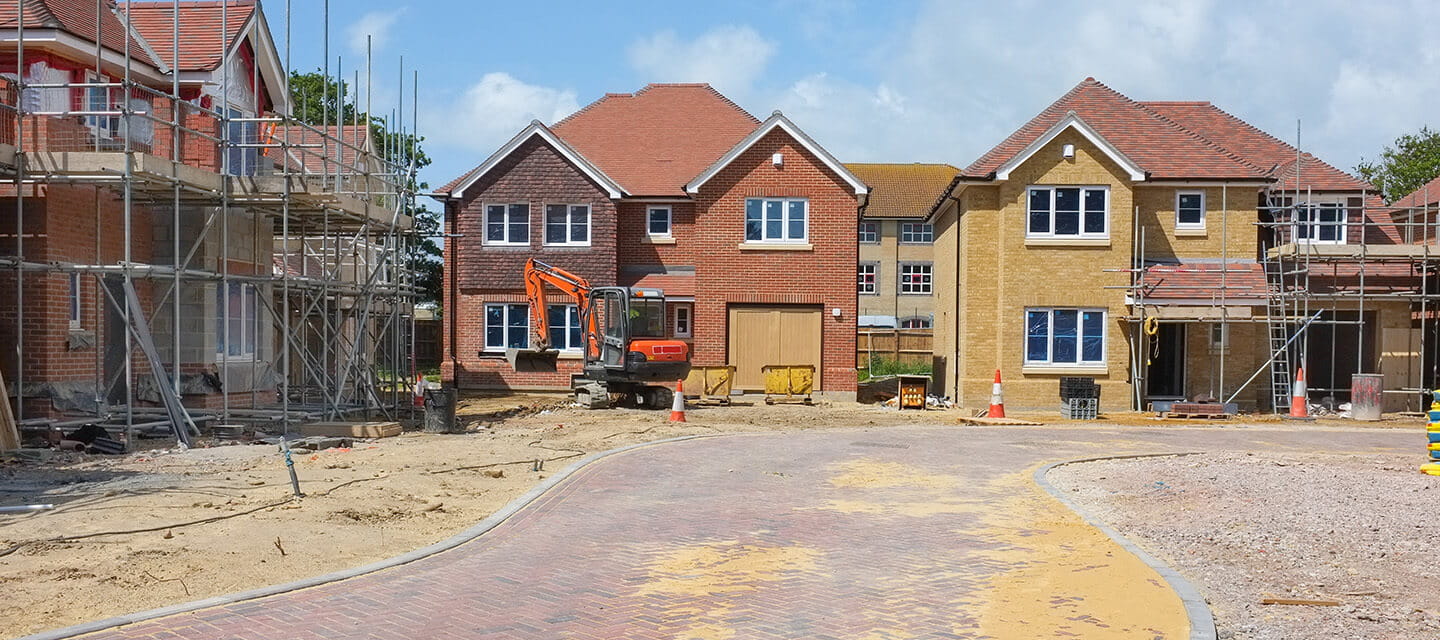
[
  {"x1": 987, "y1": 369, "x2": 1006, "y2": 418},
  {"x1": 1289, "y1": 367, "x2": 1309, "y2": 418},
  {"x1": 669, "y1": 380, "x2": 687, "y2": 422}
]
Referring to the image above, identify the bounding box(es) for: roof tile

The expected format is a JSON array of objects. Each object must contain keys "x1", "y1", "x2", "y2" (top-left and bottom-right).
[
  {"x1": 846, "y1": 163, "x2": 958, "y2": 219},
  {"x1": 121, "y1": 0, "x2": 254, "y2": 72},
  {"x1": 0, "y1": 0, "x2": 161, "y2": 68}
]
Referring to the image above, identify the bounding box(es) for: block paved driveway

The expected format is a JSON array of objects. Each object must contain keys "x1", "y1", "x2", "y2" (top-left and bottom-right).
[{"x1": 75, "y1": 425, "x2": 1412, "y2": 640}]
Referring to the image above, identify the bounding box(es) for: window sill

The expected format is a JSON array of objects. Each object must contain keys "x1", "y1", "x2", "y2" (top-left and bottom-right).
[
  {"x1": 482, "y1": 242, "x2": 531, "y2": 248},
  {"x1": 738, "y1": 242, "x2": 812, "y2": 251},
  {"x1": 642, "y1": 236, "x2": 676, "y2": 245},
  {"x1": 1175, "y1": 228, "x2": 1207, "y2": 237},
  {"x1": 1022, "y1": 365, "x2": 1107, "y2": 375},
  {"x1": 898, "y1": 292, "x2": 933, "y2": 296},
  {"x1": 1024, "y1": 237, "x2": 1110, "y2": 247},
  {"x1": 541, "y1": 243, "x2": 592, "y2": 248}
]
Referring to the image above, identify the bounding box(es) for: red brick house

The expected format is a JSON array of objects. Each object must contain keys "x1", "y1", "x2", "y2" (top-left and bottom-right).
[{"x1": 434, "y1": 84, "x2": 867, "y2": 397}]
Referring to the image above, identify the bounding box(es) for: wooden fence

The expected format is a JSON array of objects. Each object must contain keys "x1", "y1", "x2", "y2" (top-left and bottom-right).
[
  {"x1": 414, "y1": 318, "x2": 441, "y2": 370},
  {"x1": 857, "y1": 329, "x2": 933, "y2": 368}
]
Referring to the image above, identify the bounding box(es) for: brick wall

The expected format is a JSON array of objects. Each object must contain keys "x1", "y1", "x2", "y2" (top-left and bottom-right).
[
  {"x1": 445, "y1": 136, "x2": 616, "y2": 390},
  {"x1": 690, "y1": 129, "x2": 859, "y2": 393}
]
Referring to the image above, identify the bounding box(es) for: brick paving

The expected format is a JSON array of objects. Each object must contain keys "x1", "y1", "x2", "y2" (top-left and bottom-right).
[{"x1": 72, "y1": 425, "x2": 1412, "y2": 640}]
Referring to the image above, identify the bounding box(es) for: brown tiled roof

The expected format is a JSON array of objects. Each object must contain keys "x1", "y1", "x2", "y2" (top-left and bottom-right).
[
  {"x1": 963, "y1": 78, "x2": 1266, "y2": 181},
  {"x1": 1142, "y1": 101, "x2": 1372, "y2": 192},
  {"x1": 1394, "y1": 175, "x2": 1440, "y2": 209},
  {"x1": 846, "y1": 163, "x2": 959, "y2": 219},
  {"x1": 1140, "y1": 262, "x2": 1268, "y2": 302},
  {"x1": 549, "y1": 84, "x2": 759, "y2": 197},
  {"x1": 121, "y1": 0, "x2": 254, "y2": 72},
  {"x1": 617, "y1": 272, "x2": 694, "y2": 298},
  {"x1": 0, "y1": 0, "x2": 161, "y2": 68}
]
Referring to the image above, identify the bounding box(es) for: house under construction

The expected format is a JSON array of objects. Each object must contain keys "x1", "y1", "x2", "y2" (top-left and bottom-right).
[{"x1": 0, "y1": 0, "x2": 422, "y2": 449}]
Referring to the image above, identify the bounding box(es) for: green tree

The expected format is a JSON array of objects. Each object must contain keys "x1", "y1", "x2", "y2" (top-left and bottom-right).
[
  {"x1": 288, "y1": 70, "x2": 442, "y2": 306},
  {"x1": 1356, "y1": 127, "x2": 1440, "y2": 203}
]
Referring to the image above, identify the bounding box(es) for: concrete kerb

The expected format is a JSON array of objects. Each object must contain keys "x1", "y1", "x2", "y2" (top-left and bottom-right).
[
  {"x1": 17, "y1": 434, "x2": 709, "y2": 640},
  {"x1": 1033, "y1": 452, "x2": 1218, "y2": 640}
]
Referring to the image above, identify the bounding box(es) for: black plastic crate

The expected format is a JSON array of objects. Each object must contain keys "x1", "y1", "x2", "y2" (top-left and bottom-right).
[{"x1": 1059, "y1": 377, "x2": 1099, "y2": 400}]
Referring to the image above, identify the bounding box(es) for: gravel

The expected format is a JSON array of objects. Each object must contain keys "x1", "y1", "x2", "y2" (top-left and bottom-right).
[{"x1": 1048, "y1": 451, "x2": 1440, "y2": 640}]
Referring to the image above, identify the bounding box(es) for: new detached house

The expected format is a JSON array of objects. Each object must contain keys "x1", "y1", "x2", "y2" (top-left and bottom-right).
[
  {"x1": 931, "y1": 78, "x2": 1414, "y2": 412},
  {"x1": 435, "y1": 84, "x2": 867, "y2": 398}
]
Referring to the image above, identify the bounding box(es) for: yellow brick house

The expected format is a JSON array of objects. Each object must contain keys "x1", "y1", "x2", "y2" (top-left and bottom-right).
[{"x1": 929, "y1": 78, "x2": 1410, "y2": 412}]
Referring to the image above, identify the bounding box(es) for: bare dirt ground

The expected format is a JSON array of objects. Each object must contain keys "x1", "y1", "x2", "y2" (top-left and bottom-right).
[
  {"x1": 0, "y1": 394, "x2": 949, "y2": 638},
  {"x1": 1049, "y1": 452, "x2": 1440, "y2": 640}
]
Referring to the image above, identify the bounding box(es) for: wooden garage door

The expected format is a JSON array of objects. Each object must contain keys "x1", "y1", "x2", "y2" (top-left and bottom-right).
[{"x1": 728, "y1": 304, "x2": 823, "y2": 391}]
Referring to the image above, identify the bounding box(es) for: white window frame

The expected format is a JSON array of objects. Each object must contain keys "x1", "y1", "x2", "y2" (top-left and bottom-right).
[
  {"x1": 483, "y1": 302, "x2": 530, "y2": 352},
  {"x1": 858, "y1": 262, "x2": 879, "y2": 295},
  {"x1": 215, "y1": 282, "x2": 259, "y2": 360},
  {"x1": 68, "y1": 272, "x2": 81, "y2": 329},
  {"x1": 647, "y1": 205, "x2": 673, "y2": 238},
  {"x1": 1293, "y1": 202, "x2": 1348, "y2": 245},
  {"x1": 1176, "y1": 191, "x2": 1206, "y2": 230},
  {"x1": 745, "y1": 197, "x2": 808, "y2": 244},
  {"x1": 546, "y1": 304, "x2": 583, "y2": 352},
  {"x1": 1024, "y1": 307, "x2": 1107, "y2": 367},
  {"x1": 674, "y1": 304, "x2": 692, "y2": 338},
  {"x1": 858, "y1": 222, "x2": 879, "y2": 244},
  {"x1": 225, "y1": 105, "x2": 260, "y2": 176},
  {"x1": 899, "y1": 316, "x2": 932, "y2": 329},
  {"x1": 899, "y1": 262, "x2": 932, "y2": 295},
  {"x1": 544, "y1": 204, "x2": 591, "y2": 246},
  {"x1": 84, "y1": 70, "x2": 118, "y2": 139},
  {"x1": 484, "y1": 203, "x2": 530, "y2": 246},
  {"x1": 899, "y1": 222, "x2": 934, "y2": 244},
  {"x1": 1026, "y1": 186, "x2": 1109, "y2": 239}
]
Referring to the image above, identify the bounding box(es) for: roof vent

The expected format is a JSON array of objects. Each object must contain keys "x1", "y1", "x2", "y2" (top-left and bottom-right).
[{"x1": 1062, "y1": 144, "x2": 1075, "y2": 159}]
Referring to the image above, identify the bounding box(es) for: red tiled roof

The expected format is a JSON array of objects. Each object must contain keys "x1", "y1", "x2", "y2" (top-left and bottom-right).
[
  {"x1": 617, "y1": 272, "x2": 694, "y2": 298},
  {"x1": 963, "y1": 78, "x2": 1266, "y2": 181},
  {"x1": 0, "y1": 0, "x2": 161, "y2": 68},
  {"x1": 549, "y1": 84, "x2": 760, "y2": 197},
  {"x1": 121, "y1": 0, "x2": 254, "y2": 72},
  {"x1": 1394, "y1": 175, "x2": 1440, "y2": 209},
  {"x1": 1142, "y1": 101, "x2": 1372, "y2": 192},
  {"x1": 1140, "y1": 262, "x2": 1268, "y2": 302},
  {"x1": 270, "y1": 124, "x2": 371, "y2": 174},
  {"x1": 845, "y1": 163, "x2": 959, "y2": 219}
]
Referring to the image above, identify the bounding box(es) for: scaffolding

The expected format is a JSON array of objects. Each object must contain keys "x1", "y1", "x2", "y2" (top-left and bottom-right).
[
  {"x1": 0, "y1": 0, "x2": 423, "y2": 448},
  {"x1": 1120, "y1": 177, "x2": 1440, "y2": 414}
]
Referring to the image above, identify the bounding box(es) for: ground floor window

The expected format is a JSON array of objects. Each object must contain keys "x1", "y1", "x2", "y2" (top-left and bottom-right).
[
  {"x1": 547, "y1": 304, "x2": 583, "y2": 351},
  {"x1": 68, "y1": 273, "x2": 81, "y2": 328},
  {"x1": 900, "y1": 315, "x2": 931, "y2": 329},
  {"x1": 485, "y1": 303, "x2": 529, "y2": 351},
  {"x1": 1025, "y1": 308, "x2": 1105, "y2": 366},
  {"x1": 216, "y1": 282, "x2": 259, "y2": 358},
  {"x1": 674, "y1": 304, "x2": 692, "y2": 338}
]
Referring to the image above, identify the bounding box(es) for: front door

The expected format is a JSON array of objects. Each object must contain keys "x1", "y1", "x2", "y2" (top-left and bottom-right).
[{"x1": 1147, "y1": 323, "x2": 1185, "y2": 399}]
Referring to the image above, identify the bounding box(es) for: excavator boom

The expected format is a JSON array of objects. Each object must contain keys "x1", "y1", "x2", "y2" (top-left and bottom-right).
[{"x1": 506, "y1": 259, "x2": 599, "y2": 372}]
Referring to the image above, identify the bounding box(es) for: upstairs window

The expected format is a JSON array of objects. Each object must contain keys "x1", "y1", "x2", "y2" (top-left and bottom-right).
[
  {"x1": 648, "y1": 206, "x2": 672, "y2": 237},
  {"x1": 1027, "y1": 186, "x2": 1108, "y2": 238},
  {"x1": 225, "y1": 107, "x2": 260, "y2": 176},
  {"x1": 858, "y1": 262, "x2": 878, "y2": 295},
  {"x1": 544, "y1": 204, "x2": 590, "y2": 246},
  {"x1": 84, "y1": 71, "x2": 119, "y2": 139},
  {"x1": 900, "y1": 223, "x2": 933, "y2": 244},
  {"x1": 547, "y1": 304, "x2": 583, "y2": 351},
  {"x1": 858, "y1": 222, "x2": 879, "y2": 244},
  {"x1": 68, "y1": 273, "x2": 81, "y2": 328},
  {"x1": 1026, "y1": 308, "x2": 1105, "y2": 366},
  {"x1": 899, "y1": 262, "x2": 932, "y2": 295},
  {"x1": 745, "y1": 198, "x2": 808, "y2": 243},
  {"x1": 1294, "y1": 203, "x2": 1346, "y2": 244},
  {"x1": 484, "y1": 303, "x2": 529, "y2": 351},
  {"x1": 485, "y1": 203, "x2": 530, "y2": 245},
  {"x1": 1176, "y1": 191, "x2": 1205, "y2": 229}
]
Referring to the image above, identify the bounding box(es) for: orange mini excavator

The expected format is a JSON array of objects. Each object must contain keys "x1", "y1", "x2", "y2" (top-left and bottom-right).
[{"x1": 505, "y1": 258, "x2": 692, "y2": 408}]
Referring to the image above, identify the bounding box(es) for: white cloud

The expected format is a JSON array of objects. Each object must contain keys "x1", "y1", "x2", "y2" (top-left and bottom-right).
[
  {"x1": 345, "y1": 9, "x2": 405, "y2": 56},
  {"x1": 627, "y1": 26, "x2": 776, "y2": 97},
  {"x1": 425, "y1": 72, "x2": 579, "y2": 154}
]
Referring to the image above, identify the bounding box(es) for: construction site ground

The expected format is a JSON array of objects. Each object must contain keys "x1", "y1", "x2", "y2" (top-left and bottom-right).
[{"x1": 0, "y1": 392, "x2": 1429, "y2": 639}]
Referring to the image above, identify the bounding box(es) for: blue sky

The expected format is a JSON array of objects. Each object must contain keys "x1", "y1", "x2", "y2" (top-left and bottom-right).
[{"x1": 272, "y1": 0, "x2": 1440, "y2": 193}]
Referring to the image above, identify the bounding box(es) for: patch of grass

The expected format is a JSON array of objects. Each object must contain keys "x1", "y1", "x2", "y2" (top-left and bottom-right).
[{"x1": 858, "y1": 357, "x2": 932, "y2": 382}]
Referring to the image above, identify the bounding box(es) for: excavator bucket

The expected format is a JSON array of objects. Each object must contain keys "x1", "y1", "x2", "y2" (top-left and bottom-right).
[{"x1": 505, "y1": 348, "x2": 560, "y2": 373}]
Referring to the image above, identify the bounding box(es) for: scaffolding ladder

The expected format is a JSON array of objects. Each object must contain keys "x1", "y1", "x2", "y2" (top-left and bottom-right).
[{"x1": 1264, "y1": 259, "x2": 1293, "y2": 413}]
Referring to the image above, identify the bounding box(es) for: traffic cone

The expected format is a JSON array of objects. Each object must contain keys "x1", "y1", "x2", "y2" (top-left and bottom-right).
[
  {"x1": 669, "y1": 380, "x2": 687, "y2": 422},
  {"x1": 1289, "y1": 367, "x2": 1309, "y2": 418},
  {"x1": 987, "y1": 369, "x2": 1006, "y2": 418}
]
